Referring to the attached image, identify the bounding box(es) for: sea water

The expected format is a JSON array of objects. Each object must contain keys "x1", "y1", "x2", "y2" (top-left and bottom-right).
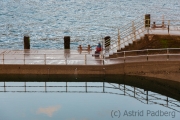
[
  {"x1": 0, "y1": 0, "x2": 180, "y2": 49},
  {"x1": 0, "y1": 82, "x2": 180, "y2": 120}
]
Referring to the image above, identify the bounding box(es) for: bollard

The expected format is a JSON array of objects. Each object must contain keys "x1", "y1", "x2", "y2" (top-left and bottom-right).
[
  {"x1": 104, "y1": 36, "x2": 110, "y2": 48},
  {"x1": 64, "y1": 36, "x2": 70, "y2": 49},
  {"x1": 145, "y1": 14, "x2": 150, "y2": 28},
  {"x1": 24, "y1": 35, "x2": 30, "y2": 49}
]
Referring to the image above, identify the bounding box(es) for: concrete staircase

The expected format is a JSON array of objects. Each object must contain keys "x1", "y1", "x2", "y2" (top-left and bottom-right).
[{"x1": 107, "y1": 34, "x2": 180, "y2": 58}]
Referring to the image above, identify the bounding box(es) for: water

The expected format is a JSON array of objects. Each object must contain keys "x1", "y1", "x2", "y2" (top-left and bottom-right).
[
  {"x1": 0, "y1": 0, "x2": 180, "y2": 49},
  {"x1": 0, "y1": 1, "x2": 180, "y2": 119},
  {"x1": 0, "y1": 81, "x2": 180, "y2": 120}
]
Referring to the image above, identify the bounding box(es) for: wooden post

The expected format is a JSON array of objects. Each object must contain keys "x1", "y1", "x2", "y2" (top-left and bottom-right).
[
  {"x1": 104, "y1": 36, "x2": 110, "y2": 49},
  {"x1": 145, "y1": 14, "x2": 150, "y2": 28},
  {"x1": 64, "y1": 36, "x2": 70, "y2": 49},
  {"x1": 145, "y1": 14, "x2": 150, "y2": 34},
  {"x1": 24, "y1": 35, "x2": 30, "y2": 49}
]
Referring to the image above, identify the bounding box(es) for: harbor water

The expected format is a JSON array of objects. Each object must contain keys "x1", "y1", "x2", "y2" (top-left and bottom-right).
[
  {"x1": 0, "y1": 0, "x2": 180, "y2": 120},
  {"x1": 0, "y1": 0, "x2": 180, "y2": 49}
]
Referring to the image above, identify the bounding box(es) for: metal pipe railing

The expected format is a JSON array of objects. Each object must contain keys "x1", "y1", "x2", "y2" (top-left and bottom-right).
[
  {"x1": 0, "y1": 48, "x2": 179, "y2": 65},
  {"x1": 103, "y1": 17, "x2": 180, "y2": 56}
]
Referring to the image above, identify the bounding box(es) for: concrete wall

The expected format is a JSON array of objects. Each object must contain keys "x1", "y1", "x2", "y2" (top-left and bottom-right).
[{"x1": 0, "y1": 61, "x2": 180, "y2": 82}]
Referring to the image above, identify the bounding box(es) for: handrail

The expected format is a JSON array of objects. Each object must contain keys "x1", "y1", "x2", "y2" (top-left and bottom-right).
[
  {"x1": 0, "y1": 48, "x2": 180, "y2": 65},
  {"x1": 103, "y1": 17, "x2": 180, "y2": 57}
]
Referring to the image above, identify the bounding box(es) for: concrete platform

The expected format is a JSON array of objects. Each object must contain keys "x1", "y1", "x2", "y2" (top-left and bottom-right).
[
  {"x1": 149, "y1": 28, "x2": 180, "y2": 35},
  {"x1": 0, "y1": 49, "x2": 105, "y2": 65},
  {"x1": 0, "y1": 49, "x2": 180, "y2": 65}
]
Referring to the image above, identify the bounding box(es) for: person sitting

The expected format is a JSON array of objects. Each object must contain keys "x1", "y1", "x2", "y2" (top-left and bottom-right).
[
  {"x1": 96, "y1": 43, "x2": 101, "y2": 53},
  {"x1": 93, "y1": 43, "x2": 102, "y2": 57}
]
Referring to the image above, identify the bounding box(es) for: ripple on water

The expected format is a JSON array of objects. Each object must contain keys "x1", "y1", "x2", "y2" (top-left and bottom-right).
[{"x1": 0, "y1": 0, "x2": 180, "y2": 49}]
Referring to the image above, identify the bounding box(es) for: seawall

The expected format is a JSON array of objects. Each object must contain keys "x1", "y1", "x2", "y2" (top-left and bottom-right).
[{"x1": 0, "y1": 61, "x2": 180, "y2": 82}]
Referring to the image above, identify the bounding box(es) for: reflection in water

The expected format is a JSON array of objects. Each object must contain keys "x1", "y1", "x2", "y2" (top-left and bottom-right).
[
  {"x1": 36, "y1": 105, "x2": 61, "y2": 117},
  {"x1": 0, "y1": 77, "x2": 180, "y2": 120},
  {"x1": 0, "y1": 82, "x2": 179, "y2": 113}
]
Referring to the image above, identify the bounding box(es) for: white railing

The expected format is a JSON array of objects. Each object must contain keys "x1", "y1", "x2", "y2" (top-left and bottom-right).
[
  {"x1": 0, "y1": 53, "x2": 104, "y2": 65},
  {"x1": 0, "y1": 48, "x2": 179, "y2": 65},
  {"x1": 104, "y1": 16, "x2": 146, "y2": 56},
  {"x1": 104, "y1": 16, "x2": 180, "y2": 57}
]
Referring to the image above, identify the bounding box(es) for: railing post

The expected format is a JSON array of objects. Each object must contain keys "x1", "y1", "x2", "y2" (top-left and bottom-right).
[
  {"x1": 146, "y1": 91, "x2": 148, "y2": 104},
  {"x1": 124, "y1": 84, "x2": 125, "y2": 95},
  {"x1": 24, "y1": 53, "x2": 25, "y2": 65},
  {"x1": 4, "y1": 81, "x2": 6, "y2": 92},
  {"x1": 168, "y1": 20, "x2": 170, "y2": 34},
  {"x1": 85, "y1": 82, "x2": 87, "y2": 93},
  {"x1": 3, "y1": 54, "x2": 4, "y2": 64},
  {"x1": 65, "y1": 54, "x2": 67, "y2": 65},
  {"x1": 167, "y1": 48, "x2": 169, "y2": 60},
  {"x1": 24, "y1": 82, "x2": 26, "y2": 92},
  {"x1": 132, "y1": 21, "x2": 136, "y2": 43},
  {"x1": 66, "y1": 82, "x2": 67, "y2": 92},
  {"x1": 85, "y1": 54, "x2": 87, "y2": 65},
  {"x1": 118, "y1": 29, "x2": 121, "y2": 50},
  {"x1": 147, "y1": 49, "x2": 148, "y2": 61},
  {"x1": 103, "y1": 54, "x2": 105, "y2": 65},
  {"x1": 45, "y1": 82, "x2": 47, "y2": 92},
  {"x1": 124, "y1": 51, "x2": 126, "y2": 63},
  {"x1": 44, "y1": 54, "x2": 46, "y2": 65},
  {"x1": 103, "y1": 82, "x2": 105, "y2": 93}
]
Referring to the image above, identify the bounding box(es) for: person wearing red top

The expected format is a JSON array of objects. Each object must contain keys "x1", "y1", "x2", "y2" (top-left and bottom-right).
[{"x1": 93, "y1": 43, "x2": 102, "y2": 57}]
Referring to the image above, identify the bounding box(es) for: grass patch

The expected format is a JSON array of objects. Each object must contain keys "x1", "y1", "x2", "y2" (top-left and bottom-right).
[{"x1": 160, "y1": 39, "x2": 168, "y2": 48}]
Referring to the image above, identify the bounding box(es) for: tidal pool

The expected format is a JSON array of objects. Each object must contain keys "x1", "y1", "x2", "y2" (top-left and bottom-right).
[{"x1": 0, "y1": 81, "x2": 179, "y2": 120}]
